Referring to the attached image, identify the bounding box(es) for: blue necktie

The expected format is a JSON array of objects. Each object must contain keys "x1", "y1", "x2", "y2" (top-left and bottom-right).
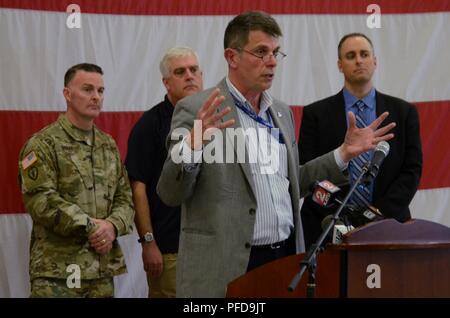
[{"x1": 349, "y1": 100, "x2": 372, "y2": 207}]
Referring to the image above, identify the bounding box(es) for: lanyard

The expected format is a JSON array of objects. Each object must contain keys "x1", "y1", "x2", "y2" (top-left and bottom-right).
[{"x1": 230, "y1": 92, "x2": 285, "y2": 144}]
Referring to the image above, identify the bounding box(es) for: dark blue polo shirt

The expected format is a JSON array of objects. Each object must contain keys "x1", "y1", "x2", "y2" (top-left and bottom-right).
[{"x1": 125, "y1": 95, "x2": 180, "y2": 253}]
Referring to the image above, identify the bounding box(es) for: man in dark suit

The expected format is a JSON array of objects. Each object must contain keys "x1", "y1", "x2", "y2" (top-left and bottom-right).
[
  {"x1": 299, "y1": 33, "x2": 423, "y2": 249},
  {"x1": 158, "y1": 17, "x2": 395, "y2": 297}
]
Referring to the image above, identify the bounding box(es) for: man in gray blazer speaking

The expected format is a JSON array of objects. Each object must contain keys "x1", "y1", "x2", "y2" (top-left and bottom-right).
[{"x1": 157, "y1": 11, "x2": 395, "y2": 298}]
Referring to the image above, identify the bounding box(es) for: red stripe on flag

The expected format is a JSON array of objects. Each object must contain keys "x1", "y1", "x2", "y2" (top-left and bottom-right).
[
  {"x1": 1, "y1": 0, "x2": 449, "y2": 15},
  {"x1": 415, "y1": 101, "x2": 450, "y2": 191},
  {"x1": 1, "y1": 101, "x2": 449, "y2": 213}
]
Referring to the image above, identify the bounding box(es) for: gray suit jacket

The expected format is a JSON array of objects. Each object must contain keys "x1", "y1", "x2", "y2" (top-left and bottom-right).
[{"x1": 157, "y1": 78, "x2": 347, "y2": 297}]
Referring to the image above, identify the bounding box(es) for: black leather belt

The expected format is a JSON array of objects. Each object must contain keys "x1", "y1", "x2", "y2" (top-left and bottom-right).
[{"x1": 253, "y1": 239, "x2": 287, "y2": 250}]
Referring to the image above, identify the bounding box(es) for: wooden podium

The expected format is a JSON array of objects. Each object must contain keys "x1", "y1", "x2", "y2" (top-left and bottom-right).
[{"x1": 226, "y1": 219, "x2": 450, "y2": 298}]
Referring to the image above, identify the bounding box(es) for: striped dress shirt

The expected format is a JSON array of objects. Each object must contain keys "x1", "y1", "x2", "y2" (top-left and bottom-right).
[{"x1": 226, "y1": 78, "x2": 293, "y2": 245}]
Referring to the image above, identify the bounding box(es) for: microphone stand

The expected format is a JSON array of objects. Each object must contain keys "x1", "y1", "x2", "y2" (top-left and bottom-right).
[{"x1": 287, "y1": 165, "x2": 370, "y2": 296}]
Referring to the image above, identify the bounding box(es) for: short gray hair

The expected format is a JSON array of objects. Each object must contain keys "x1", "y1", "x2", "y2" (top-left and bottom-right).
[{"x1": 159, "y1": 47, "x2": 200, "y2": 78}]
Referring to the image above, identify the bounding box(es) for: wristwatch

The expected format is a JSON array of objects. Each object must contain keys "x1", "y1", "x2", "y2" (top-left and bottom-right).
[{"x1": 138, "y1": 232, "x2": 154, "y2": 243}]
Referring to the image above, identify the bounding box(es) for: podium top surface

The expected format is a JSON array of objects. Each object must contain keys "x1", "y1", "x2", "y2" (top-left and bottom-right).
[{"x1": 337, "y1": 218, "x2": 450, "y2": 249}]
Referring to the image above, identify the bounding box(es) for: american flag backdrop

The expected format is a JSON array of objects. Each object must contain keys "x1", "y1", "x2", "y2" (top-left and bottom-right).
[{"x1": 0, "y1": 0, "x2": 449, "y2": 297}]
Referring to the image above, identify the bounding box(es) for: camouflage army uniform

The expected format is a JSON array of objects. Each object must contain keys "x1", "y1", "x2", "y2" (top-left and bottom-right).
[{"x1": 18, "y1": 115, "x2": 135, "y2": 295}]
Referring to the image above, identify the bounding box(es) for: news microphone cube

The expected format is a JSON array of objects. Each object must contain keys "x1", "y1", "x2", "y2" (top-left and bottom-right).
[{"x1": 312, "y1": 180, "x2": 341, "y2": 207}]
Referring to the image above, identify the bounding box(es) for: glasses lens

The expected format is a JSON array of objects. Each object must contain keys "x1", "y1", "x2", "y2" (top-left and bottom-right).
[{"x1": 261, "y1": 52, "x2": 286, "y2": 62}]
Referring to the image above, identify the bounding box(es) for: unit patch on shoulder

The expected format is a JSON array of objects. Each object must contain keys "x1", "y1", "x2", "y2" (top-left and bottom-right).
[{"x1": 28, "y1": 166, "x2": 39, "y2": 180}]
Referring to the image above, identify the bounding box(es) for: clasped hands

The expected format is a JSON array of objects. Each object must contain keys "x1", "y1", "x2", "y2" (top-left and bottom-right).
[{"x1": 88, "y1": 219, "x2": 116, "y2": 255}]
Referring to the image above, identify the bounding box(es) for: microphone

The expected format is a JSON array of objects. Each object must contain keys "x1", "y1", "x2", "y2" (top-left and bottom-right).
[
  {"x1": 346, "y1": 205, "x2": 384, "y2": 227},
  {"x1": 361, "y1": 205, "x2": 384, "y2": 221},
  {"x1": 364, "y1": 141, "x2": 390, "y2": 184},
  {"x1": 312, "y1": 180, "x2": 384, "y2": 229},
  {"x1": 311, "y1": 180, "x2": 341, "y2": 207},
  {"x1": 321, "y1": 214, "x2": 344, "y2": 229},
  {"x1": 313, "y1": 180, "x2": 354, "y2": 244},
  {"x1": 321, "y1": 214, "x2": 354, "y2": 244}
]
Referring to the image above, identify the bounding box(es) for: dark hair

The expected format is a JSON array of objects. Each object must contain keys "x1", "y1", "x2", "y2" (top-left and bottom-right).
[
  {"x1": 224, "y1": 11, "x2": 282, "y2": 49},
  {"x1": 338, "y1": 33, "x2": 374, "y2": 58},
  {"x1": 64, "y1": 63, "x2": 103, "y2": 86}
]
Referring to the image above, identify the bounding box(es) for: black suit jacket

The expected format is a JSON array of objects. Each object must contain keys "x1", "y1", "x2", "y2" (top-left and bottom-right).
[{"x1": 298, "y1": 90, "x2": 423, "y2": 249}]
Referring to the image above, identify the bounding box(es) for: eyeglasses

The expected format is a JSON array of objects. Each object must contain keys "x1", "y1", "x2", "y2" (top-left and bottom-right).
[
  {"x1": 235, "y1": 47, "x2": 287, "y2": 63},
  {"x1": 172, "y1": 65, "x2": 200, "y2": 78}
]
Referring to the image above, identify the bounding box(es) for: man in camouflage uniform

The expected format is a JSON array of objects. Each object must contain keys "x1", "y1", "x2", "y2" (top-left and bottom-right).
[{"x1": 18, "y1": 63, "x2": 135, "y2": 297}]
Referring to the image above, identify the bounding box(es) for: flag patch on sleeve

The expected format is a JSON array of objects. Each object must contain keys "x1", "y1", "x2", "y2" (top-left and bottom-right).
[{"x1": 22, "y1": 151, "x2": 37, "y2": 170}]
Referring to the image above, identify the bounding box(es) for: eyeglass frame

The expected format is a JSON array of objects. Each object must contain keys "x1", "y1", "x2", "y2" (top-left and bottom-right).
[{"x1": 234, "y1": 47, "x2": 287, "y2": 63}]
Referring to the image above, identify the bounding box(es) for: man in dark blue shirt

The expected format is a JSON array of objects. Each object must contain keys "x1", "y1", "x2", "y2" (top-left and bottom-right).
[{"x1": 125, "y1": 47, "x2": 203, "y2": 297}]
